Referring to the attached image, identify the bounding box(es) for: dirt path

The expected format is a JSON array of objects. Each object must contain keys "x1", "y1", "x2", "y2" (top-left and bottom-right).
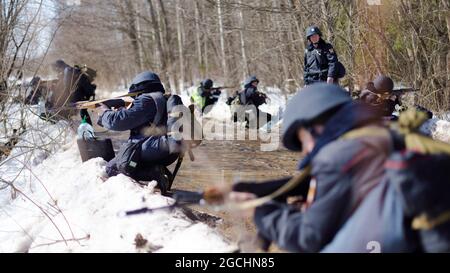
[
  {"x1": 96, "y1": 122, "x2": 299, "y2": 252},
  {"x1": 171, "y1": 134, "x2": 298, "y2": 251}
]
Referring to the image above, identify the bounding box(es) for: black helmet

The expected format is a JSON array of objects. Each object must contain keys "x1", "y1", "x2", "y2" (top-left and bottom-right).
[
  {"x1": 373, "y1": 75, "x2": 394, "y2": 94},
  {"x1": 244, "y1": 76, "x2": 259, "y2": 89},
  {"x1": 201, "y1": 79, "x2": 214, "y2": 89},
  {"x1": 282, "y1": 83, "x2": 352, "y2": 151},
  {"x1": 129, "y1": 71, "x2": 165, "y2": 94},
  {"x1": 52, "y1": 59, "x2": 68, "y2": 72},
  {"x1": 306, "y1": 26, "x2": 322, "y2": 39}
]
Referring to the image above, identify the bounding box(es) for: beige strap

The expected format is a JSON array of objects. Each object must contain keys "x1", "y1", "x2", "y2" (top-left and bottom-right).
[{"x1": 226, "y1": 127, "x2": 390, "y2": 211}]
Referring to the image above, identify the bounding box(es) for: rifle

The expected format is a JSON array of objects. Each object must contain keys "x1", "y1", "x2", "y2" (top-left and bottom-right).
[
  {"x1": 72, "y1": 92, "x2": 142, "y2": 110},
  {"x1": 376, "y1": 88, "x2": 418, "y2": 101},
  {"x1": 391, "y1": 88, "x2": 419, "y2": 96},
  {"x1": 210, "y1": 86, "x2": 234, "y2": 90},
  {"x1": 121, "y1": 187, "x2": 226, "y2": 217},
  {"x1": 304, "y1": 69, "x2": 329, "y2": 77}
]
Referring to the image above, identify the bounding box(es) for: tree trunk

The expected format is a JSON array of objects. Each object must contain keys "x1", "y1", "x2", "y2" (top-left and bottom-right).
[
  {"x1": 217, "y1": 0, "x2": 228, "y2": 81},
  {"x1": 122, "y1": 0, "x2": 143, "y2": 72},
  {"x1": 147, "y1": 0, "x2": 165, "y2": 71},
  {"x1": 272, "y1": 0, "x2": 290, "y2": 85},
  {"x1": 443, "y1": 0, "x2": 450, "y2": 83},
  {"x1": 176, "y1": 0, "x2": 185, "y2": 93},
  {"x1": 238, "y1": 0, "x2": 250, "y2": 79},
  {"x1": 194, "y1": 0, "x2": 204, "y2": 78}
]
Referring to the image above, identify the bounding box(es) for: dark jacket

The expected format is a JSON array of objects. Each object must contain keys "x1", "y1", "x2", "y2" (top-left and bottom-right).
[
  {"x1": 238, "y1": 103, "x2": 392, "y2": 252},
  {"x1": 64, "y1": 66, "x2": 96, "y2": 103},
  {"x1": 53, "y1": 65, "x2": 96, "y2": 107},
  {"x1": 240, "y1": 76, "x2": 266, "y2": 107},
  {"x1": 304, "y1": 39, "x2": 338, "y2": 85},
  {"x1": 99, "y1": 92, "x2": 180, "y2": 165}
]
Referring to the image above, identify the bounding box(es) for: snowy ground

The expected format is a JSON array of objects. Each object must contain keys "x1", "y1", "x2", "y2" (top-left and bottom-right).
[
  {"x1": 0, "y1": 140, "x2": 234, "y2": 252},
  {"x1": 181, "y1": 86, "x2": 288, "y2": 122},
  {"x1": 0, "y1": 101, "x2": 233, "y2": 253},
  {"x1": 0, "y1": 141, "x2": 233, "y2": 253},
  {"x1": 420, "y1": 118, "x2": 450, "y2": 143},
  {"x1": 1, "y1": 86, "x2": 449, "y2": 253}
]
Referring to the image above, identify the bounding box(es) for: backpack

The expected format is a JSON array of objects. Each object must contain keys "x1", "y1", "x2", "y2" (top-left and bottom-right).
[
  {"x1": 73, "y1": 66, "x2": 96, "y2": 100},
  {"x1": 335, "y1": 61, "x2": 346, "y2": 79},
  {"x1": 323, "y1": 110, "x2": 450, "y2": 253},
  {"x1": 115, "y1": 92, "x2": 166, "y2": 178},
  {"x1": 115, "y1": 138, "x2": 147, "y2": 177},
  {"x1": 75, "y1": 64, "x2": 97, "y2": 83}
]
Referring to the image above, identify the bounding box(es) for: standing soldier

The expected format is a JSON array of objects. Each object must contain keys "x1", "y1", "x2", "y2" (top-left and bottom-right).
[{"x1": 303, "y1": 26, "x2": 344, "y2": 86}]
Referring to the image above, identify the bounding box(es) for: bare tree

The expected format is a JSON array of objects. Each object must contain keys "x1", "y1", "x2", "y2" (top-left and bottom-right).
[{"x1": 43, "y1": 0, "x2": 449, "y2": 112}]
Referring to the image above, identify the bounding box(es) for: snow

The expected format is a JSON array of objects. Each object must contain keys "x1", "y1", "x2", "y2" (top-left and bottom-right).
[
  {"x1": 0, "y1": 139, "x2": 233, "y2": 253},
  {"x1": 181, "y1": 85, "x2": 287, "y2": 122},
  {"x1": 1, "y1": 87, "x2": 449, "y2": 253},
  {"x1": 420, "y1": 118, "x2": 450, "y2": 143},
  {"x1": 0, "y1": 101, "x2": 233, "y2": 253}
]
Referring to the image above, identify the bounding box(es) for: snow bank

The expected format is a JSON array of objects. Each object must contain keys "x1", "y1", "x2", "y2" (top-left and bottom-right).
[
  {"x1": 0, "y1": 103, "x2": 72, "y2": 206},
  {"x1": 421, "y1": 118, "x2": 450, "y2": 143},
  {"x1": 0, "y1": 100, "x2": 232, "y2": 253},
  {"x1": 0, "y1": 140, "x2": 232, "y2": 253}
]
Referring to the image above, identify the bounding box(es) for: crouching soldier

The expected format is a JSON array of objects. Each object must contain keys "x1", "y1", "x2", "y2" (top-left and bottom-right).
[
  {"x1": 190, "y1": 79, "x2": 222, "y2": 114},
  {"x1": 359, "y1": 75, "x2": 432, "y2": 121},
  {"x1": 231, "y1": 83, "x2": 391, "y2": 252},
  {"x1": 97, "y1": 71, "x2": 183, "y2": 194},
  {"x1": 229, "y1": 76, "x2": 271, "y2": 128},
  {"x1": 359, "y1": 75, "x2": 401, "y2": 121},
  {"x1": 52, "y1": 60, "x2": 97, "y2": 125}
]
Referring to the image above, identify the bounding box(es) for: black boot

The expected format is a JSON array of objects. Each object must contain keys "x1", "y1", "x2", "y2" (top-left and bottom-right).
[{"x1": 134, "y1": 165, "x2": 170, "y2": 195}]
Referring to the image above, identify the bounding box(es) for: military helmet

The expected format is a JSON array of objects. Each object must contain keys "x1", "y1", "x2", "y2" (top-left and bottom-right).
[
  {"x1": 306, "y1": 26, "x2": 322, "y2": 39},
  {"x1": 129, "y1": 71, "x2": 164, "y2": 94},
  {"x1": 52, "y1": 59, "x2": 68, "y2": 72},
  {"x1": 282, "y1": 83, "x2": 352, "y2": 151},
  {"x1": 244, "y1": 76, "x2": 260, "y2": 89},
  {"x1": 201, "y1": 79, "x2": 214, "y2": 89},
  {"x1": 373, "y1": 75, "x2": 394, "y2": 94}
]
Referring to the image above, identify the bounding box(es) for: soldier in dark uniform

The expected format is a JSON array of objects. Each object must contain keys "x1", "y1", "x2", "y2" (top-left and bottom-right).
[
  {"x1": 303, "y1": 26, "x2": 341, "y2": 86},
  {"x1": 52, "y1": 60, "x2": 96, "y2": 125},
  {"x1": 190, "y1": 79, "x2": 222, "y2": 114},
  {"x1": 359, "y1": 75, "x2": 400, "y2": 120},
  {"x1": 231, "y1": 84, "x2": 391, "y2": 252}
]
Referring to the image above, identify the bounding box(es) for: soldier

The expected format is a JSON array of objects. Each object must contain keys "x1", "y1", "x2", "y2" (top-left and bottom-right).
[
  {"x1": 229, "y1": 76, "x2": 270, "y2": 128},
  {"x1": 303, "y1": 26, "x2": 344, "y2": 86},
  {"x1": 97, "y1": 71, "x2": 183, "y2": 194},
  {"x1": 360, "y1": 75, "x2": 433, "y2": 121},
  {"x1": 52, "y1": 60, "x2": 96, "y2": 124},
  {"x1": 190, "y1": 79, "x2": 222, "y2": 114},
  {"x1": 231, "y1": 83, "x2": 391, "y2": 252}
]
